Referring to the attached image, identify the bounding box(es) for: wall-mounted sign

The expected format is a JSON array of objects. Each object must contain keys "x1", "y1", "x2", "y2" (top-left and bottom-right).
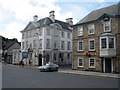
[{"x1": 22, "y1": 52, "x2": 28, "y2": 58}]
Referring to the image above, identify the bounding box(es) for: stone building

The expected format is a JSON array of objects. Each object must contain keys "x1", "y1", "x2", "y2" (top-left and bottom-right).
[
  {"x1": 21, "y1": 11, "x2": 72, "y2": 66},
  {"x1": 3, "y1": 40, "x2": 21, "y2": 64},
  {"x1": 72, "y1": 3, "x2": 120, "y2": 73}
]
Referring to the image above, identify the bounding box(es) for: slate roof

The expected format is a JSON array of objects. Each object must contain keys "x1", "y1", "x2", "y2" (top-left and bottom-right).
[
  {"x1": 76, "y1": 3, "x2": 120, "y2": 25},
  {"x1": 22, "y1": 17, "x2": 71, "y2": 32},
  {"x1": 4, "y1": 40, "x2": 21, "y2": 50}
]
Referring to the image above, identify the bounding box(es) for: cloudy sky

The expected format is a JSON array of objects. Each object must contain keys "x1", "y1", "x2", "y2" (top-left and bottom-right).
[{"x1": 0, "y1": 0, "x2": 119, "y2": 42}]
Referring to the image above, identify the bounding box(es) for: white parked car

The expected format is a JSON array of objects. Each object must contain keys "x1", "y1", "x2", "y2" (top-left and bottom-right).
[{"x1": 39, "y1": 63, "x2": 59, "y2": 72}]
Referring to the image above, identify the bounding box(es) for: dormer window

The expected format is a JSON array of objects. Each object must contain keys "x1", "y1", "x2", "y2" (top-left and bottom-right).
[
  {"x1": 109, "y1": 37, "x2": 115, "y2": 49},
  {"x1": 104, "y1": 21, "x2": 111, "y2": 32},
  {"x1": 88, "y1": 24, "x2": 95, "y2": 35}
]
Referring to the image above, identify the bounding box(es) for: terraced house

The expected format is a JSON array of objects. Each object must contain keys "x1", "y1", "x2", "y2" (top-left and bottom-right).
[
  {"x1": 72, "y1": 3, "x2": 120, "y2": 73},
  {"x1": 21, "y1": 11, "x2": 72, "y2": 66}
]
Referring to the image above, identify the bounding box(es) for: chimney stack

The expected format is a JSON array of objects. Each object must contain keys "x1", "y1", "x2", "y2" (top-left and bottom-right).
[
  {"x1": 33, "y1": 15, "x2": 38, "y2": 22},
  {"x1": 49, "y1": 11, "x2": 55, "y2": 22},
  {"x1": 66, "y1": 18, "x2": 73, "y2": 25}
]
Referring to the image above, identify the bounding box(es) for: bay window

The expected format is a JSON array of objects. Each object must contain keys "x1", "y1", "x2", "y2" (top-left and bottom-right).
[
  {"x1": 100, "y1": 37, "x2": 115, "y2": 49},
  {"x1": 109, "y1": 38, "x2": 114, "y2": 48}
]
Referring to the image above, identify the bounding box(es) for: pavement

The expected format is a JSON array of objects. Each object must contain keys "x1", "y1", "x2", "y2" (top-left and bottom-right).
[{"x1": 2, "y1": 63, "x2": 120, "y2": 79}]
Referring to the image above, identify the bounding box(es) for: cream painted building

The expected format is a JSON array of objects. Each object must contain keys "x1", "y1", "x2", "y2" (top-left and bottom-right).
[{"x1": 21, "y1": 11, "x2": 73, "y2": 66}]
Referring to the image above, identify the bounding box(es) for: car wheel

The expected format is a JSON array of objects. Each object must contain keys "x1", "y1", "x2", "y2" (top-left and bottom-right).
[
  {"x1": 56, "y1": 69, "x2": 58, "y2": 71},
  {"x1": 39, "y1": 70, "x2": 43, "y2": 72},
  {"x1": 48, "y1": 68, "x2": 51, "y2": 71},
  {"x1": 55, "y1": 67, "x2": 58, "y2": 71}
]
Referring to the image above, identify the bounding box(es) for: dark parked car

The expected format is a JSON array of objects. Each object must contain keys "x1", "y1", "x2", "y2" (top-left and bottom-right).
[{"x1": 39, "y1": 63, "x2": 59, "y2": 72}]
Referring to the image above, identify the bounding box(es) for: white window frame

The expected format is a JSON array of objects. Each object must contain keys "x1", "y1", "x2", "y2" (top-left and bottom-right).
[
  {"x1": 78, "y1": 26, "x2": 83, "y2": 36},
  {"x1": 88, "y1": 24, "x2": 95, "y2": 35},
  {"x1": 100, "y1": 36, "x2": 115, "y2": 50},
  {"x1": 77, "y1": 40, "x2": 84, "y2": 51},
  {"x1": 67, "y1": 53, "x2": 71, "y2": 61},
  {"x1": 46, "y1": 39, "x2": 50, "y2": 49},
  {"x1": 39, "y1": 29, "x2": 42, "y2": 36},
  {"x1": 29, "y1": 30, "x2": 32, "y2": 37},
  {"x1": 61, "y1": 31, "x2": 64, "y2": 38},
  {"x1": 67, "y1": 32, "x2": 71, "y2": 39},
  {"x1": 33, "y1": 40, "x2": 37, "y2": 48},
  {"x1": 67, "y1": 41, "x2": 71, "y2": 50},
  {"x1": 89, "y1": 39, "x2": 95, "y2": 51},
  {"x1": 46, "y1": 28, "x2": 50, "y2": 35},
  {"x1": 100, "y1": 37, "x2": 107, "y2": 50},
  {"x1": 26, "y1": 41, "x2": 28, "y2": 49},
  {"x1": 53, "y1": 40, "x2": 57, "y2": 49},
  {"x1": 53, "y1": 53, "x2": 57, "y2": 62},
  {"x1": 61, "y1": 41, "x2": 65, "y2": 50},
  {"x1": 78, "y1": 57, "x2": 84, "y2": 67},
  {"x1": 108, "y1": 37, "x2": 115, "y2": 49},
  {"x1": 39, "y1": 39, "x2": 42, "y2": 49},
  {"x1": 103, "y1": 21, "x2": 111, "y2": 32},
  {"x1": 34, "y1": 30, "x2": 38, "y2": 36},
  {"x1": 89, "y1": 57, "x2": 96, "y2": 68}
]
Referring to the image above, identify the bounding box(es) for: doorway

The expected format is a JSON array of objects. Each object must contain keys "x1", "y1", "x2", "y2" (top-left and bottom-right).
[
  {"x1": 104, "y1": 58, "x2": 112, "y2": 73},
  {"x1": 38, "y1": 54, "x2": 42, "y2": 66}
]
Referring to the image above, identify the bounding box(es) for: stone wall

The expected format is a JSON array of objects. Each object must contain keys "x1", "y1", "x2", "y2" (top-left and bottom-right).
[{"x1": 72, "y1": 17, "x2": 120, "y2": 73}]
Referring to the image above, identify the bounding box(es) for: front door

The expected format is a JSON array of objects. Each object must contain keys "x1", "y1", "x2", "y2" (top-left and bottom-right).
[
  {"x1": 38, "y1": 54, "x2": 42, "y2": 66},
  {"x1": 105, "y1": 58, "x2": 111, "y2": 73}
]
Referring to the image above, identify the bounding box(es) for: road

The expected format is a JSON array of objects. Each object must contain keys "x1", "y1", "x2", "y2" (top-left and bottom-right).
[{"x1": 2, "y1": 64, "x2": 118, "y2": 88}]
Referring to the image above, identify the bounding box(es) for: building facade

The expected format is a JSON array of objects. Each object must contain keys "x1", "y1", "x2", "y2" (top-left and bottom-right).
[
  {"x1": 21, "y1": 11, "x2": 72, "y2": 66},
  {"x1": 12, "y1": 49, "x2": 21, "y2": 65},
  {"x1": 3, "y1": 40, "x2": 21, "y2": 64},
  {"x1": 72, "y1": 3, "x2": 120, "y2": 73}
]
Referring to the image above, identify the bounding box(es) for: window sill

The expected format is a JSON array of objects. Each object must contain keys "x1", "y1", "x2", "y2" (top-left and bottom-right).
[
  {"x1": 78, "y1": 66, "x2": 84, "y2": 68},
  {"x1": 89, "y1": 67, "x2": 95, "y2": 68},
  {"x1": 88, "y1": 33, "x2": 95, "y2": 35},
  {"x1": 104, "y1": 30, "x2": 111, "y2": 33},
  {"x1": 78, "y1": 35, "x2": 83, "y2": 37},
  {"x1": 89, "y1": 50, "x2": 95, "y2": 52}
]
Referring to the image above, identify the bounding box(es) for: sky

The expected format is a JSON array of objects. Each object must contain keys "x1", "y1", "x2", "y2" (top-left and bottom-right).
[{"x1": 0, "y1": 0, "x2": 119, "y2": 42}]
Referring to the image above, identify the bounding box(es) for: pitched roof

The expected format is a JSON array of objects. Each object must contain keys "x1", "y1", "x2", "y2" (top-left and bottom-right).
[
  {"x1": 22, "y1": 17, "x2": 71, "y2": 32},
  {"x1": 4, "y1": 40, "x2": 21, "y2": 50},
  {"x1": 76, "y1": 3, "x2": 119, "y2": 25},
  {"x1": 38, "y1": 17, "x2": 71, "y2": 30}
]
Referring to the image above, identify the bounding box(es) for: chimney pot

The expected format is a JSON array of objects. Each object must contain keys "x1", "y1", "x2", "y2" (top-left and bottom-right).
[
  {"x1": 49, "y1": 11, "x2": 55, "y2": 22},
  {"x1": 66, "y1": 18, "x2": 73, "y2": 25},
  {"x1": 33, "y1": 15, "x2": 38, "y2": 22}
]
